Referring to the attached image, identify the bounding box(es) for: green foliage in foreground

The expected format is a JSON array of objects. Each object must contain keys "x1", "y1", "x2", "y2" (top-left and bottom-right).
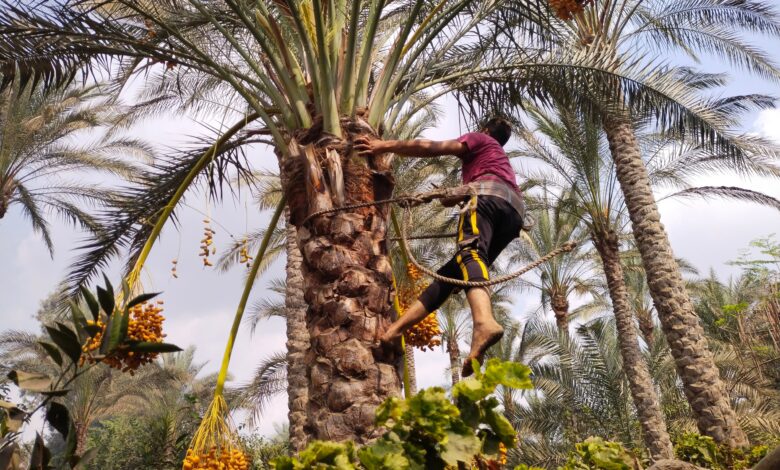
[
  {"x1": 674, "y1": 433, "x2": 770, "y2": 470},
  {"x1": 559, "y1": 437, "x2": 638, "y2": 470},
  {"x1": 272, "y1": 359, "x2": 533, "y2": 469}
]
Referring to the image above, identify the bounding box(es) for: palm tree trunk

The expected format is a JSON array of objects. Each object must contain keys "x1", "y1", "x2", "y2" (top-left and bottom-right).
[
  {"x1": 551, "y1": 292, "x2": 570, "y2": 331},
  {"x1": 637, "y1": 309, "x2": 655, "y2": 346},
  {"x1": 403, "y1": 342, "x2": 418, "y2": 395},
  {"x1": 285, "y1": 219, "x2": 310, "y2": 452},
  {"x1": 447, "y1": 336, "x2": 461, "y2": 386},
  {"x1": 602, "y1": 114, "x2": 748, "y2": 449},
  {"x1": 592, "y1": 227, "x2": 674, "y2": 460},
  {"x1": 282, "y1": 119, "x2": 401, "y2": 444}
]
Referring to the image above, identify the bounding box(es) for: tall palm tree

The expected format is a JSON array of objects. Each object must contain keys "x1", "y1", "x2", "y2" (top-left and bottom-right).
[
  {"x1": 0, "y1": 81, "x2": 143, "y2": 254},
  {"x1": 518, "y1": 103, "x2": 675, "y2": 459},
  {"x1": 509, "y1": 191, "x2": 598, "y2": 331},
  {"x1": 480, "y1": 0, "x2": 780, "y2": 448}
]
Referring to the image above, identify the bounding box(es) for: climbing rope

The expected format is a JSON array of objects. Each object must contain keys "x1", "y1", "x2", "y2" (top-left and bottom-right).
[
  {"x1": 399, "y1": 205, "x2": 577, "y2": 288},
  {"x1": 302, "y1": 187, "x2": 577, "y2": 287}
]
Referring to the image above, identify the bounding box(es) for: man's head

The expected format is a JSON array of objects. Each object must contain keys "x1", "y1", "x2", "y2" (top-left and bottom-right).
[{"x1": 481, "y1": 117, "x2": 512, "y2": 146}]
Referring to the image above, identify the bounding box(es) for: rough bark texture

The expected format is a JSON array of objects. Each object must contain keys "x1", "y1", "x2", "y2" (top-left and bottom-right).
[
  {"x1": 285, "y1": 219, "x2": 310, "y2": 452},
  {"x1": 447, "y1": 337, "x2": 461, "y2": 386},
  {"x1": 404, "y1": 342, "x2": 418, "y2": 395},
  {"x1": 75, "y1": 421, "x2": 88, "y2": 456},
  {"x1": 282, "y1": 118, "x2": 401, "y2": 444},
  {"x1": 638, "y1": 309, "x2": 655, "y2": 346},
  {"x1": 592, "y1": 228, "x2": 674, "y2": 460},
  {"x1": 551, "y1": 292, "x2": 570, "y2": 331},
  {"x1": 603, "y1": 115, "x2": 748, "y2": 448},
  {"x1": 647, "y1": 460, "x2": 705, "y2": 470}
]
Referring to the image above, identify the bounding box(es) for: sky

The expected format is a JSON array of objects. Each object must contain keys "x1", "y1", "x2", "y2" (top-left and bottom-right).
[{"x1": 2, "y1": 37, "x2": 780, "y2": 438}]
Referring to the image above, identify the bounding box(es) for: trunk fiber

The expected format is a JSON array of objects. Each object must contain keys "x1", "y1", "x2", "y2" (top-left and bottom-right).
[
  {"x1": 447, "y1": 337, "x2": 461, "y2": 386},
  {"x1": 603, "y1": 115, "x2": 748, "y2": 448},
  {"x1": 282, "y1": 119, "x2": 401, "y2": 444},
  {"x1": 593, "y1": 227, "x2": 674, "y2": 460},
  {"x1": 285, "y1": 219, "x2": 310, "y2": 452},
  {"x1": 404, "y1": 342, "x2": 418, "y2": 395},
  {"x1": 551, "y1": 292, "x2": 570, "y2": 332}
]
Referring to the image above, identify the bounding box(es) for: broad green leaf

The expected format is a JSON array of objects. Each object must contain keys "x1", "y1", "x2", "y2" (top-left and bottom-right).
[
  {"x1": 84, "y1": 323, "x2": 102, "y2": 338},
  {"x1": 358, "y1": 435, "x2": 409, "y2": 470},
  {"x1": 121, "y1": 278, "x2": 130, "y2": 303},
  {"x1": 69, "y1": 301, "x2": 88, "y2": 343},
  {"x1": 1, "y1": 401, "x2": 26, "y2": 433},
  {"x1": 37, "y1": 341, "x2": 62, "y2": 367},
  {"x1": 7, "y1": 370, "x2": 51, "y2": 392},
  {"x1": 127, "y1": 292, "x2": 159, "y2": 309},
  {"x1": 482, "y1": 359, "x2": 533, "y2": 390},
  {"x1": 480, "y1": 430, "x2": 501, "y2": 456},
  {"x1": 483, "y1": 407, "x2": 516, "y2": 446},
  {"x1": 28, "y1": 433, "x2": 51, "y2": 470},
  {"x1": 440, "y1": 431, "x2": 480, "y2": 466},
  {"x1": 45, "y1": 402, "x2": 71, "y2": 438},
  {"x1": 452, "y1": 377, "x2": 490, "y2": 402},
  {"x1": 103, "y1": 310, "x2": 128, "y2": 354},
  {"x1": 96, "y1": 285, "x2": 114, "y2": 317},
  {"x1": 79, "y1": 285, "x2": 99, "y2": 320},
  {"x1": 45, "y1": 324, "x2": 81, "y2": 364},
  {"x1": 125, "y1": 342, "x2": 182, "y2": 353}
]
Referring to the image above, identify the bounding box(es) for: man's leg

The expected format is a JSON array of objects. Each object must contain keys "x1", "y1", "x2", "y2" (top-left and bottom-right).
[
  {"x1": 380, "y1": 257, "x2": 461, "y2": 343},
  {"x1": 462, "y1": 287, "x2": 504, "y2": 377}
]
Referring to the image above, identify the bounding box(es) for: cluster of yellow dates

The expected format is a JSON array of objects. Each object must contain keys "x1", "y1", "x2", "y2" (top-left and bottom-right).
[
  {"x1": 238, "y1": 238, "x2": 253, "y2": 268},
  {"x1": 548, "y1": 0, "x2": 590, "y2": 20},
  {"x1": 81, "y1": 301, "x2": 167, "y2": 374},
  {"x1": 182, "y1": 448, "x2": 249, "y2": 470},
  {"x1": 399, "y1": 263, "x2": 442, "y2": 351},
  {"x1": 200, "y1": 219, "x2": 216, "y2": 267}
]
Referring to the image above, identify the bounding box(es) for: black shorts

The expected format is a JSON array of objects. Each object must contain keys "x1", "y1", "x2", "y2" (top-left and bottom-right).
[{"x1": 417, "y1": 195, "x2": 523, "y2": 312}]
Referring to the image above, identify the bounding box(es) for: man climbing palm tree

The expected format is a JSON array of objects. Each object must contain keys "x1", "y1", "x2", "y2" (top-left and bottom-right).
[{"x1": 355, "y1": 117, "x2": 524, "y2": 377}]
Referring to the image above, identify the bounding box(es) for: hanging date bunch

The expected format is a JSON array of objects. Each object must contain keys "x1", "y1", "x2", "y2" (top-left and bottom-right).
[
  {"x1": 77, "y1": 278, "x2": 181, "y2": 375},
  {"x1": 200, "y1": 219, "x2": 216, "y2": 267},
  {"x1": 183, "y1": 396, "x2": 250, "y2": 470},
  {"x1": 549, "y1": 0, "x2": 592, "y2": 20},
  {"x1": 82, "y1": 300, "x2": 169, "y2": 374},
  {"x1": 399, "y1": 263, "x2": 442, "y2": 351},
  {"x1": 238, "y1": 238, "x2": 253, "y2": 268}
]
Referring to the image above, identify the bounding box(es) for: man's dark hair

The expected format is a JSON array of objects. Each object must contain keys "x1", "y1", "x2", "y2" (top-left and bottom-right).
[{"x1": 483, "y1": 117, "x2": 512, "y2": 146}]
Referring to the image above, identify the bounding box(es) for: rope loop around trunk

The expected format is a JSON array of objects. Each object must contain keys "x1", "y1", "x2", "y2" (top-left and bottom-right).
[{"x1": 302, "y1": 188, "x2": 577, "y2": 287}]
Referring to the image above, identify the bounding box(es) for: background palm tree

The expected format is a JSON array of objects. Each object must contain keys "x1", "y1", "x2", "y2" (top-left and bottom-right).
[
  {"x1": 0, "y1": 81, "x2": 145, "y2": 254},
  {"x1": 476, "y1": 0, "x2": 780, "y2": 448},
  {"x1": 508, "y1": 191, "x2": 598, "y2": 331}
]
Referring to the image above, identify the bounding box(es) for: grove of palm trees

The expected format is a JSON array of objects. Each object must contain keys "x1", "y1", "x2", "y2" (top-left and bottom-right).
[{"x1": 1, "y1": 0, "x2": 779, "y2": 469}]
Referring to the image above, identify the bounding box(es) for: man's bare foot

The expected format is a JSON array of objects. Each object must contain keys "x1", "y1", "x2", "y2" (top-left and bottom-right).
[{"x1": 461, "y1": 322, "x2": 504, "y2": 377}]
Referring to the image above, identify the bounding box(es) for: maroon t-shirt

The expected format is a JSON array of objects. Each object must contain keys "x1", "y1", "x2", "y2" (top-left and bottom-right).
[{"x1": 457, "y1": 132, "x2": 519, "y2": 190}]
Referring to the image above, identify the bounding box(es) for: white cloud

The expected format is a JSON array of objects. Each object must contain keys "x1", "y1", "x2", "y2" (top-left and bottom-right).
[{"x1": 754, "y1": 108, "x2": 780, "y2": 141}]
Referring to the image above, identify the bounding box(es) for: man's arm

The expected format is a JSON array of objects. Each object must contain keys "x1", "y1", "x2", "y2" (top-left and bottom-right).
[{"x1": 354, "y1": 136, "x2": 467, "y2": 158}]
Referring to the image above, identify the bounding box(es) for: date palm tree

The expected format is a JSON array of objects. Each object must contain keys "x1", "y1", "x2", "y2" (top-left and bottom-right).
[
  {"x1": 7, "y1": 0, "x2": 773, "y2": 443},
  {"x1": 485, "y1": 0, "x2": 780, "y2": 448},
  {"x1": 509, "y1": 191, "x2": 598, "y2": 331},
  {"x1": 0, "y1": 81, "x2": 143, "y2": 255},
  {"x1": 518, "y1": 103, "x2": 674, "y2": 459}
]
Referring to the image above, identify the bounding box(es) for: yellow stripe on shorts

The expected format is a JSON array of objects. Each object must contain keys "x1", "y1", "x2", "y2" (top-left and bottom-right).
[
  {"x1": 456, "y1": 254, "x2": 469, "y2": 281},
  {"x1": 471, "y1": 249, "x2": 489, "y2": 280}
]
